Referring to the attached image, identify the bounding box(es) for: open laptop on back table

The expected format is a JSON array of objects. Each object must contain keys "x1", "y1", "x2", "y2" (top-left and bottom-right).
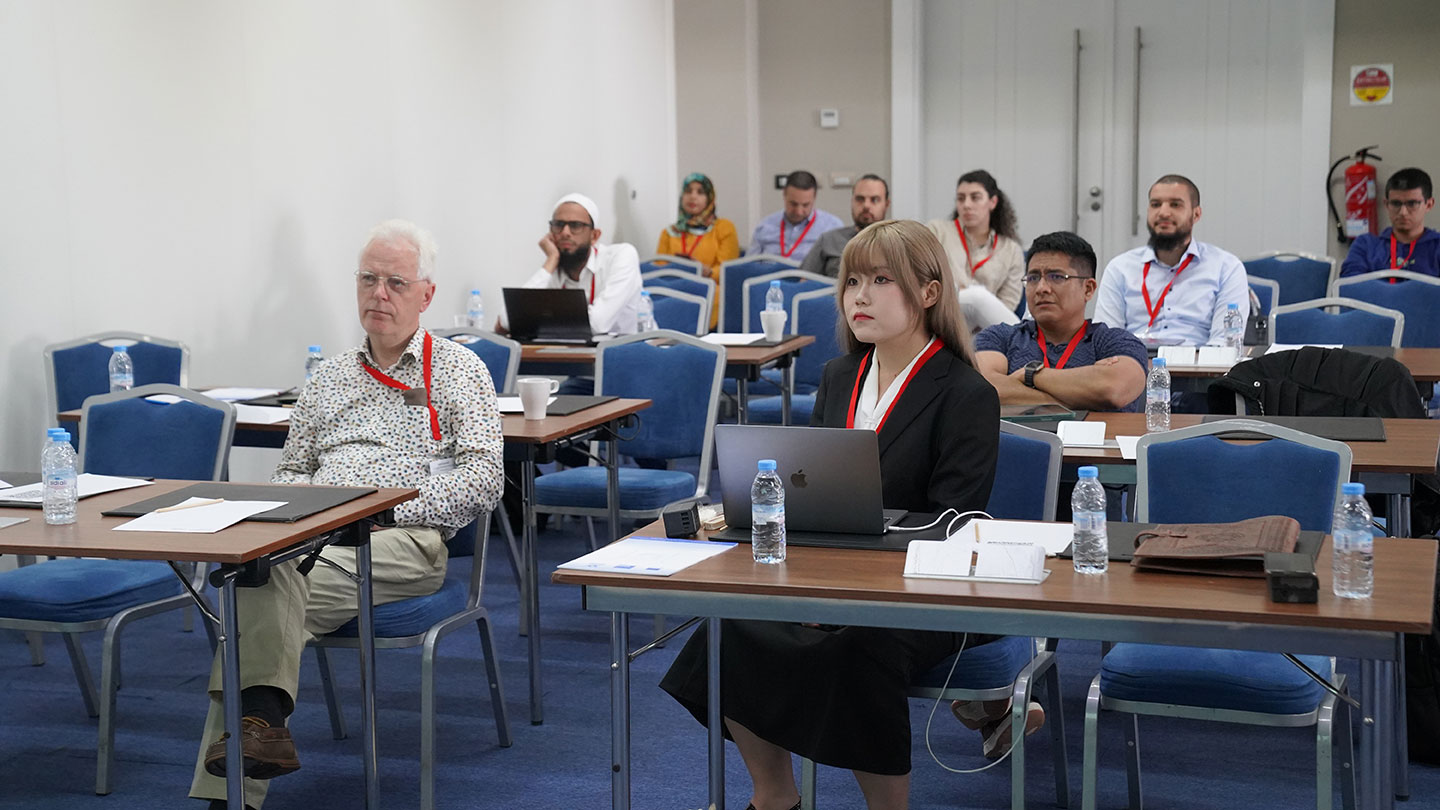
[
  {"x1": 713, "y1": 425, "x2": 911, "y2": 550},
  {"x1": 502, "y1": 287, "x2": 599, "y2": 345}
]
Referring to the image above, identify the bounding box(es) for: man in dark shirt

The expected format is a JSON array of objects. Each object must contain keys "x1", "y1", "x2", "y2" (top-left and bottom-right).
[
  {"x1": 1340, "y1": 168, "x2": 1440, "y2": 278},
  {"x1": 975, "y1": 231, "x2": 1148, "y2": 412},
  {"x1": 800, "y1": 174, "x2": 889, "y2": 277}
]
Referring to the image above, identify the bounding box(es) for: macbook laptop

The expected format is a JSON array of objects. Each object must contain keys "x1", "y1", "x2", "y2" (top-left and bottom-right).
[
  {"x1": 713, "y1": 425, "x2": 906, "y2": 545},
  {"x1": 502, "y1": 287, "x2": 596, "y2": 344}
]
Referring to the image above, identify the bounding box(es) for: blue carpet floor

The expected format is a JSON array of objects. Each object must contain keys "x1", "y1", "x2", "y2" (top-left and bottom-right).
[{"x1": 1, "y1": 511, "x2": 1437, "y2": 809}]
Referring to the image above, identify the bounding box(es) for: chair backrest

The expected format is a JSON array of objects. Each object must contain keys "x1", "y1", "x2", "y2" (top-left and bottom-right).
[
  {"x1": 1331, "y1": 271, "x2": 1440, "y2": 348},
  {"x1": 595, "y1": 331, "x2": 725, "y2": 495},
  {"x1": 647, "y1": 288, "x2": 709, "y2": 335},
  {"x1": 741, "y1": 270, "x2": 834, "y2": 333},
  {"x1": 1247, "y1": 275, "x2": 1280, "y2": 317},
  {"x1": 1243, "y1": 251, "x2": 1337, "y2": 307},
  {"x1": 45, "y1": 331, "x2": 189, "y2": 426},
  {"x1": 78, "y1": 384, "x2": 235, "y2": 481},
  {"x1": 643, "y1": 269, "x2": 717, "y2": 323},
  {"x1": 718, "y1": 255, "x2": 800, "y2": 332},
  {"x1": 1136, "y1": 418, "x2": 1351, "y2": 532},
  {"x1": 1271, "y1": 296, "x2": 1405, "y2": 348},
  {"x1": 433, "y1": 329, "x2": 521, "y2": 394},
  {"x1": 790, "y1": 289, "x2": 843, "y2": 388},
  {"x1": 986, "y1": 421, "x2": 1064, "y2": 521},
  {"x1": 640, "y1": 255, "x2": 705, "y2": 276}
]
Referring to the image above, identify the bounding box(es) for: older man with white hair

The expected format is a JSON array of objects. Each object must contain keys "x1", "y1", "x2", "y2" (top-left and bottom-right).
[
  {"x1": 189, "y1": 220, "x2": 504, "y2": 809},
  {"x1": 519, "y1": 191, "x2": 643, "y2": 336}
]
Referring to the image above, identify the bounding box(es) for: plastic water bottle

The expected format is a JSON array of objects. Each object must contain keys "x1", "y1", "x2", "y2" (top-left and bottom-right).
[
  {"x1": 1223, "y1": 302, "x2": 1244, "y2": 359},
  {"x1": 108, "y1": 346, "x2": 134, "y2": 393},
  {"x1": 751, "y1": 459, "x2": 786, "y2": 564},
  {"x1": 1071, "y1": 466, "x2": 1108, "y2": 574},
  {"x1": 42, "y1": 430, "x2": 78, "y2": 525},
  {"x1": 637, "y1": 290, "x2": 658, "y2": 332},
  {"x1": 304, "y1": 345, "x2": 324, "y2": 383},
  {"x1": 1332, "y1": 482, "x2": 1374, "y2": 599},
  {"x1": 466, "y1": 289, "x2": 485, "y2": 328},
  {"x1": 1145, "y1": 357, "x2": 1171, "y2": 432},
  {"x1": 765, "y1": 280, "x2": 785, "y2": 313}
]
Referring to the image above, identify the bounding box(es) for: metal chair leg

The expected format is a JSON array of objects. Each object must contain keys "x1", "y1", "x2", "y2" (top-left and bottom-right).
[
  {"x1": 1338, "y1": 688, "x2": 1357, "y2": 810},
  {"x1": 314, "y1": 646, "x2": 348, "y2": 740},
  {"x1": 475, "y1": 613, "x2": 513, "y2": 747},
  {"x1": 62, "y1": 632, "x2": 99, "y2": 718},
  {"x1": 25, "y1": 631, "x2": 45, "y2": 666},
  {"x1": 1043, "y1": 655, "x2": 1072, "y2": 808},
  {"x1": 1318, "y1": 691, "x2": 1336, "y2": 810},
  {"x1": 1081, "y1": 673, "x2": 1102, "y2": 810},
  {"x1": 800, "y1": 756, "x2": 817, "y2": 810},
  {"x1": 95, "y1": 619, "x2": 124, "y2": 794},
  {"x1": 1123, "y1": 714, "x2": 1143, "y2": 810}
]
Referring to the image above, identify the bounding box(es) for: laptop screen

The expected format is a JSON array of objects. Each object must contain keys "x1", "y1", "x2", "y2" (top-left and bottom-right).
[{"x1": 501, "y1": 287, "x2": 593, "y2": 343}]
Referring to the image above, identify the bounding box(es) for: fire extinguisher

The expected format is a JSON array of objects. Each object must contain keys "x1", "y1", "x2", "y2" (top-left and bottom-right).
[{"x1": 1328, "y1": 145, "x2": 1381, "y2": 244}]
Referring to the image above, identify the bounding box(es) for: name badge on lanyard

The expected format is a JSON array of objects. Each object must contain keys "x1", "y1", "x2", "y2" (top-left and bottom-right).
[{"x1": 359, "y1": 332, "x2": 442, "y2": 442}]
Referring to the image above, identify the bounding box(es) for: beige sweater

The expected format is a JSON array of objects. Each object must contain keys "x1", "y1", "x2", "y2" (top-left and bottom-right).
[{"x1": 925, "y1": 220, "x2": 1026, "y2": 311}]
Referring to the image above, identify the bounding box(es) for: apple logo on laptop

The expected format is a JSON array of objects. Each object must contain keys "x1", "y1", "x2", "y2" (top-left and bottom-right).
[{"x1": 790, "y1": 468, "x2": 808, "y2": 488}]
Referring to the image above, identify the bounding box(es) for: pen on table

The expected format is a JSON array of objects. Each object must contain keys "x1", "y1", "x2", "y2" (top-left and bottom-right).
[{"x1": 153, "y1": 498, "x2": 225, "y2": 513}]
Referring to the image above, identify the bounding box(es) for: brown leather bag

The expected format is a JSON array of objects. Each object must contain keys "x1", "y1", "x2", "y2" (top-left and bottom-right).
[{"x1": 1129, "y1": 515, "x2": 1302, "y2": 578}]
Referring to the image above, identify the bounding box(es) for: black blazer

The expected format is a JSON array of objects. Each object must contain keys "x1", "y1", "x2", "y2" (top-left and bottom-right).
[{"x1": 811, "y1": 347, "x2": 999, "y2": 515}]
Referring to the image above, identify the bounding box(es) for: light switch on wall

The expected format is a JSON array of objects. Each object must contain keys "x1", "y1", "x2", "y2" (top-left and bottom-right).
[
  {"x1": 831, "y1": 173, "x2": 854, "y2": 188},
  {"x1": 819, "y1": 108, "x2": 839, "y2": 128}
]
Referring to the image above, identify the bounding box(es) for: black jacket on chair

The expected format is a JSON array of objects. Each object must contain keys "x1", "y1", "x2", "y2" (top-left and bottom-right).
[
  {"x1": 1206, "y1": 346, "x2": 1423, "y2": 418},
  {"x1": 811, "y1": 347, "x2": 999, "y2": 514}
]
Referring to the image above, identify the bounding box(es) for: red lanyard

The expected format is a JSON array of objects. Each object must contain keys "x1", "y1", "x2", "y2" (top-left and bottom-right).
[
  {"x1": 359, "y1": 331, "x2": 441, "y2": 441},
  {"x1": 1391, "y1": 234, "x2": 1414, "y2": 271},
  {"x1": 955, "y1": 223, "x2": 997, "y2": 275},
  {"x1": 1035, "y1": 321, "x2": 1088, "y2": 369},
  {"x1": 844, "y1": 339, "x2": 944, "y2": 433},
  {"x1": 778, "y1": 213, "x2": 816, "y2": 258},
  {"x1": 679, "y1": 231, "x2": 702, "y2": 258},
  {"x1": 1141, "y1": 254, "x2": 1195, "y2": 327}
]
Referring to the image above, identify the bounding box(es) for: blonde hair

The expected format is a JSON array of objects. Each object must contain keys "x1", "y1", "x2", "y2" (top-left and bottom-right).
[{"x1": 834, "y1": 220, "x2": 975, "y2": 365}]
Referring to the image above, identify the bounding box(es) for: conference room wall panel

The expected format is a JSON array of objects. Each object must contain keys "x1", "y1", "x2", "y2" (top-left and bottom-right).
[{"x1": 0, "y1": 0, "x2": 676, "y2": 473}]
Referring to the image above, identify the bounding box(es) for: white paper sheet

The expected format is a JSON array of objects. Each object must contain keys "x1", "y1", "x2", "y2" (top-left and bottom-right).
[
  {"x1": 973, "y1": 542, "x2": 1046, "y2": 581},
  {"x1": 232, "y1": 404, "x2": 294, "y2": 425},
  {"x1": 1195, "y1": 346, "x2": 1239, "y2": 367},
  {"x1": 0, "y1": 474, "x2": 153, "y2": 503},
  {"x1": 496, "y1": 396, "x2": 558, "y2": 414},
  {"x1": 959, "y1": 519, "x2": 1075, "y2": 556},
  {"x1": 144, "y1": 394, "x2": 185, "y2": 404},
  {"x1": 1115, "y1": 435, "x2": 1141, "y2": 460},
  {"x1": 904, "y1": 537, "x2": 976, "y2": 577},
  {"x1": 0, "y1": 517, "x2": 27, "y2": 531},
  {"x1": 556, "y1": 536, "x2": 735, "y2": 576},
  {"x1": 700, "y1": 333, "x2": 764, "y2": 346},
  {"x1": 0, "y1": 478, "x2": 10, "y2": 489},
  {"x1": 1157, "y1": 345, "x2": 1198, "y2": 366},
  {"x1": 112, "y1": 498, "x2": 287, "y2": 533},
  {"x1": 200, "y1": 387, "x2": 286, "y2": 402},
  {"x1": 1055, "y1": 420, "x2": 1106, "y2": 447}
]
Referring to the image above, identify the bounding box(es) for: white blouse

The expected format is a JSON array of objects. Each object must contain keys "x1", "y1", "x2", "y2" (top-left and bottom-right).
[{"x1": 852, "y1": 338, "x2": 938, "y2": 431}]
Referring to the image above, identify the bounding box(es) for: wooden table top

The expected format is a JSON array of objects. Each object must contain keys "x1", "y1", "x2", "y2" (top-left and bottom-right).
[
  {"x1": 553, "y1": 521, "x2": 1437, "y2": 635},
  {"x1": 1064, "y1": 412, "x2": 1440, "y2": 475},
  {"x1": 520, "y1": 334, "x2": 815, "y2": 366},
  {"x1": 0, "y1": 480, "x2": 415, "y2": 564},
  {"x1": 1166, "y1": 347, "x2": 1440, "y2": 382}
]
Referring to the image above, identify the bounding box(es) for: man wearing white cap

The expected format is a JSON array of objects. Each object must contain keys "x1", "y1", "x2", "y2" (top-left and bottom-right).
[{"x1": 518, "y1": 192, "x2": 643, "y2": 336}]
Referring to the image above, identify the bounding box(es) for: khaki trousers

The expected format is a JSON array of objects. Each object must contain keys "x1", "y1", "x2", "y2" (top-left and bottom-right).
[{"x1": 189, "y1": 526, "x2": 447, "y2": 808}]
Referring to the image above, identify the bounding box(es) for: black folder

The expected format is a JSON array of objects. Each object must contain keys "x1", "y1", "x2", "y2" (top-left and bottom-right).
[
  {"x1": 546, "y1": 395, "x2": 618, "y2": 416},
  {"x1": 102, "y1": 483, "x2": 377, "y2": 523}
]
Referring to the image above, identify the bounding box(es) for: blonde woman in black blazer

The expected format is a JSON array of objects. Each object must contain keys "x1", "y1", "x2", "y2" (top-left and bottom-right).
[{"x1": 662, "y1": 221, "x2": 1007, "y2": 810}]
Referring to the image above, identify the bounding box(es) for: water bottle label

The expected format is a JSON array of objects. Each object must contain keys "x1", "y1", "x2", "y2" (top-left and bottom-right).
[{"x1": 1073, "y1": 512, "x2": 1105, "y2": 532}]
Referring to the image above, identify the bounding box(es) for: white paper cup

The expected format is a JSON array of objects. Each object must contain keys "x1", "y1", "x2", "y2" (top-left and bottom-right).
[
  {"x1": 760, "y1": 310, "x2": 787, "y2": 342},
  {"x1": 517, "y1": 377, "x2": 560, "y2": 420}
]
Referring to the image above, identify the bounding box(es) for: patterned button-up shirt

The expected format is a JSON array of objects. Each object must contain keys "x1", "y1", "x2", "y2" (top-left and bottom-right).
[{"x1": 274, "y1": 328, "x2": 503, "y2": 536}]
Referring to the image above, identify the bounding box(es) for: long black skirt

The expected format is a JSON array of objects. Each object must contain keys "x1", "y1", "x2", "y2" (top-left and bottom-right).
[{"x1": 659, "y1": 619, "x2": 992, "y2": 776}]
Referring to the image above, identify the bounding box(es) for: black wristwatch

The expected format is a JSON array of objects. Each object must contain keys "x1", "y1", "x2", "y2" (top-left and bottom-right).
[{"x1": 1023, "y1": 360, "x2": 1043, "y2": 388}]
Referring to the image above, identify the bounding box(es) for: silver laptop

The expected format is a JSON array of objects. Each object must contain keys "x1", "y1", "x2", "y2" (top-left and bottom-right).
[{"x1": 715, "y1": 425, "x2": 905, "y2": 537}]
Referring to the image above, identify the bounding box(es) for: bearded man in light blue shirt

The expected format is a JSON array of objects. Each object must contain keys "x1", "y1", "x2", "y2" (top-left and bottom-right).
[{"x1": 1093, "y1": 175, "x2": 1249, "y2": 346}]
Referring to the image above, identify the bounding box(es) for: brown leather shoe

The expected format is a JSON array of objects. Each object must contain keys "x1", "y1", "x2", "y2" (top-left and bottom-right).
[{"x1": 203, "y1": 716, "x2": 300, "y2": 779}]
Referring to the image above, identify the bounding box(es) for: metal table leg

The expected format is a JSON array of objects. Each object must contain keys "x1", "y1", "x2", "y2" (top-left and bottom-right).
[
  {"x1": 356, "y1": 533, "x2": 378, "y2": 809},
  {"x1": 611, "y1": 611, "x2": 631, "y2": 810},
  {"x1": 707, "y1": 616, "x2": 725, "y2": 810},
  {"x1": 608, "y1": 429, "x2": 621, "y2": 546},
  {"x1": 737, "y1": 378, "x2": 749, "y2": 424},
  {"x1": 782, "y1": 362, "x2": 794, "y2": 425},
  {"x1": 524, "y1": 451, "x2": 544, "y2": 725},
  {"x1": 219, "y1": 573, "x2": 244, "y2": 810},
  {"x1": 1360, "y1": 656, "x2": 1397, "y2": 809}
]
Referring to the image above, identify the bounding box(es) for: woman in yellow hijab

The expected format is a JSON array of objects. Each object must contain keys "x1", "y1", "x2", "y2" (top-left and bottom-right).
[{"x1": 655, "y1": 173, "x2": 740, "y2": 281}]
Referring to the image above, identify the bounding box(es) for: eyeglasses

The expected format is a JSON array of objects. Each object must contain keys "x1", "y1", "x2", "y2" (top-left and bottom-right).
[
  {"x1": 1385, "y1": 198, "x2": 1429, "y2": 212},
  {"x1": 549, "y1": 219, "x2": 593, "y2": 233},
  {"x1": 355, "y1": 270, "x2": 426, "y2": 295},
  {"x1": 1023, "y1": 271, "x2": 1088, "y2": 286}
]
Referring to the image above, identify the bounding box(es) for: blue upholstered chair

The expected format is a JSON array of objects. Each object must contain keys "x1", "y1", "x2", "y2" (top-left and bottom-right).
[
  {"x1": 1331, "y1": 271, "x2": 1440, "y2": 348},
  {"x1": 1272, "y1": 296, "x2": 1405, "y2": 348},
  {"x1": 799, "y1": 420, "x2": 1070, "y2": 810},
  {"x1": 44, "y1": 331, "x2": 189, "y2": 441},
  {"x1": 640, "y1": 254, "x2": 706, "y2": 276},
  {"x1": 740, "y1": 269, "x2": 833, "y2": 335},
  {"x1": 532, "y1": 331, "x2": 725, "y2": 545},
  {"x1": 310, "y1": 512, "x2": 511, "y2": 810},
  {"x1": 644, "y1": 268, "x2": 717, "y2": 327},
  {"x1": 1082, "y1": 419, "x2": 1356, "y2": 810},
  {"x1": 434, "y1": 329, "x2": 521, "y2": 394},
  {"x1": 647, "y1": 287, "x2": 710, "y2": 335},
  {"x1": 0, "y1": 384, "x2": 232, "y2": 795},
  {"x1": 718, "y1": 254, "x2": 799, "y2": 333},
  {"x1": 1244, "y1": 251, "x2": 1338, "y2": 307},
  {"x1": 1249, "y1": 275, "x2": 1281, "y2": 317},
  {"x1": 748, "y1": 289, "x2": 841, "y2": 425}
]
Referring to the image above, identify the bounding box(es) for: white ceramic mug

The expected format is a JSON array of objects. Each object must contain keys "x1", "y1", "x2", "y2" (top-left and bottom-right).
[
  {"x1": 760, "y1": 310, "x2": 787, "y2": 342},
  {"x1": 517, "y1": 377, "x2": 560, "y2": 420}
]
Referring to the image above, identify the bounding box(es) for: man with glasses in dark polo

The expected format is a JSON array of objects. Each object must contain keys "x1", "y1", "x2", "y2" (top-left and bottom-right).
[
  {"x1": 514, "y1": 192, "x2": 643, "y2": 336},
  {"x1": 974, "y1": 231, "x2": 1149, "y2": 412},
  {"x1": 1341, "y1": 167, "x2": 1440, "y2": 278}
]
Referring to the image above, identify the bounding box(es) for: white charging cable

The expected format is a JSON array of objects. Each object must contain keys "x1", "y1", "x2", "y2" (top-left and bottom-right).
[{"x1": 922, "y1": 634, "x2": 1042, "y2": 774}]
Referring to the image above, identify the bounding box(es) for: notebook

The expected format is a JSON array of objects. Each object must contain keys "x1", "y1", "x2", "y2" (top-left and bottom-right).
[{"x1": 502, "y1": 287, "x2": 597, "y2": 345}]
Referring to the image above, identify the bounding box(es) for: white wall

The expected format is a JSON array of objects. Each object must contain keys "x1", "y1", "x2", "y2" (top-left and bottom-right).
[{"x1": 0, "y1": 0, "x2": 676, "y2": 472}]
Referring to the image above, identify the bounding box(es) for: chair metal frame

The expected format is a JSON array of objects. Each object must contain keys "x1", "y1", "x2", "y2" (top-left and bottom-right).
[
  {"x1": 1271, "y1": 296, "x2": 1405, "y2": 349},
  {"x1": 1247, "y1": 274, "x2": 1281, "y2": 317},
  {"x1": 718, "y1": 254, "x2": 799, "y2": 332},
  {"x1": 640, "y1": 254, "x2": 706, "y2": 275},
  {"x1": 739, "y1": 268, "x2": 835, "y2": 333},
  {"x1": 645, "y1": 286, "x2": 711, "y2": 335},
  {"x1": 1245, "y1": 251, "x2": 1339, "y2": 306},
  {"x1": 643, "y1": 268, "x2": 718, "y2": 329},
  {"x1": 44, "y1": 331, "x2": 190, "y2": 429},
  {"x1": 1084, "y1": 418, "x2": 1356, "y2": 810},
  {"x1": 5, "y1": 383, "x2": 229, "y2": 794},
  {"x1": 431, "y1": 328, "x2": 521, "y2": 394},
  {"x1": 310, "y1": 513, "x2": 512, "y2": 810}
]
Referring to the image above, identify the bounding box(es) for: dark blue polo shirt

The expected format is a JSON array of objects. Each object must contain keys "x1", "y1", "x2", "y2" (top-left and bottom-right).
[
  {"x1": 1340, "y1": 227, "x2": 1440, "y2": 278},
  {"x1": 974, "y1": 319, "x2": 1150, "y2": 412}
]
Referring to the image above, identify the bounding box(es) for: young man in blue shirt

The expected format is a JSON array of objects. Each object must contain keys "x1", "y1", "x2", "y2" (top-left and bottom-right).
[
  {"x1": 975, "y1": 231, "x2": 1149, "y2": 412},
  {"x1": 1341, "y1": 168, "x2": 1440, "y2": 278}
]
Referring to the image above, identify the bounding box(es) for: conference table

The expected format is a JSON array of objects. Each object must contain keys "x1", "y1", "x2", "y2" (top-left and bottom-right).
[
  {"x1": 553, "y1": 522, "x2": 1437, "y2": 810},
  {"x1": 0, "y1": 479, "x2": 412, "y2": 810},
  {"x1": 518, "y1": 334, "x2": 816, "y2": 424}
]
